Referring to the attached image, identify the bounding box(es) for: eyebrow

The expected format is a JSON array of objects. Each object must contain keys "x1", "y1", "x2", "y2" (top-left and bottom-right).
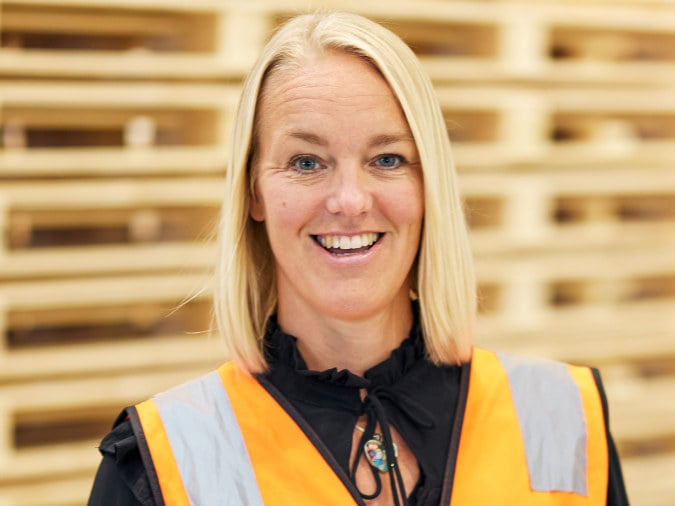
[
  {"x1": 287, "y1": 131, "x2": 328, "y2": 146},
  {"x1": 286, "y1": 131, "x2": 415, "y2": 147},
  {"x1": 369, "y1": 133, "x2": 416, "y2": 147}
]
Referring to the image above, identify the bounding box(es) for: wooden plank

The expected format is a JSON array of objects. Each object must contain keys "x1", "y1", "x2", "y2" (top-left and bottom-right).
[
  {"x1": 0, "y1": 81, "x2": 240, "y2": 108},
  {"x1": 2, "y1": 7, "x2": 191, "y2": 36},
  {"x1": 475, "y1": 247, "x2": 675, "y2": 283},
  {"x1": 0, "y1": 49, "x2": 251, "y2": 79},
  {"x1": 0, "y1": 333, "x2": 221, "y2": 381},
  {"x1": 0, "y1": 273, "x2": 212, "y2": 310},
  {"x1": 0, "y1": 146, "x2": 228, "y2": 176},
  {"x1": 0, "y1": 473, "x2": 93, "y2": 506},
  {"x1": 0, "y1": 242, "x2": 217, "y2": 278},
  {"x1": 477, "y1": 299, "x2": 675, "y2": 361},
  {"x1": 605, "y1": 374, "x2": 675, "y2": 442},
  {"x1": 621, "y1": 453, "x2": 675, "y2": 506},
  {"x1": 471, "y1": 220, "x2": 675, "y2": 255},
  {"x1": 422, "y1": 57, "x2": 675, "y2": 85},
  {"x1": 0, "y1": 178, "x2": 225, "y2": 209},
  {"x1": 2, "y1": 0, "x2": 228, "y2": 12}
]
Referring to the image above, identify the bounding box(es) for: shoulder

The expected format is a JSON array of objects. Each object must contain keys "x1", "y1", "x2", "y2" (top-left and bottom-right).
[{"x1": 88, "y1": 409, "x2": 155, "y2": 506}]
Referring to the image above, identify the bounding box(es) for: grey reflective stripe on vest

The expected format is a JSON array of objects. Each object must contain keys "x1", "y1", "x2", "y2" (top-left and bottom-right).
[
  {"x1": 496, "y1": 352, "x2": 588, "y2": 495},
  {"x1": 152, "y1": 371, "x2": 264, "y2": 506}
]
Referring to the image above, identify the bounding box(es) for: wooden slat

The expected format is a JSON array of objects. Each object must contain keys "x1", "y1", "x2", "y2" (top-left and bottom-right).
[
  {"x1": 2, "y1": 0, "x2": 227, "y2": 12},
  {"x1": 0, "y1": 81, "x2": 240, "y2": 107},
  {"x1": 423, "y1": 57, "x2": 675, "y2": 85},
  {"x1": 0, "y1": 273, "x2": 211, "y2": 310},
  {"x1": 2, "y1": 8, "x2": 190, "y2": 35},
  {"x1": 475, "y1": 247, "x2": 675, "y2": 283},
  {"x1": 0, "y1": 178, "x2": 225, "y2": 209},
  {"x1": 0, "y1": 243, "x2": 217, "y2": 278},
  {"x1": 0, "y1": 146, "x2": 228, "y2": 176},
  {"x1": 476, "y1": 299, "x2": 675, "y2": 364},
  {"x1": 471, "y1": 221, "x2": 675, "y2": 255},
  {"x1": 0, "y1": 50, "x2": 251, "y2": 80},
  {"x1": 0, "y1": 333, "x2": 221, "y2": 381},
  {"x1": 605, "y1": 374, "x2": 675, "y2": 442},
  {"x1": 0, "y1": 473, "x2": 94, "y2": 506},
  {"x1": 621, "y1": 453, "x2": 675, "y2": 506}
]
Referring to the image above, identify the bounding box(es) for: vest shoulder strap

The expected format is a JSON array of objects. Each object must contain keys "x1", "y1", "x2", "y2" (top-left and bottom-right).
[
  {"x1": 135, "y1": 369, "x2": 264, "y2": 506},
  {"x1": 219, "y1": 362, "x2": 357, "y2": 505},
  {"x1": 451, "y1": 348, "x2": 608, "y2": 505},
  {"x1": 134, "y1": 362, "x2": 357, "y2": 506}
]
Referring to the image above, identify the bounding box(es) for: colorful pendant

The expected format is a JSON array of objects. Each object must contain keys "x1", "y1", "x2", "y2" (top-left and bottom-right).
[{"x1": 363, "y1": 434, "x2": 398, "y2": 472}]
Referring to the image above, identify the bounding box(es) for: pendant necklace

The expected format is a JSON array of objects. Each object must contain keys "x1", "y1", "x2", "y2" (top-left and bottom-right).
[{"x1": 355, "y1": 424, "x2": 398, "y2": 473}]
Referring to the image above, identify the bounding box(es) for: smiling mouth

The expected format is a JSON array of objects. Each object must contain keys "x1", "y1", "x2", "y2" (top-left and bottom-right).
[{"x1": 313, "y1": 233, "x2": 382, "y2": 255}]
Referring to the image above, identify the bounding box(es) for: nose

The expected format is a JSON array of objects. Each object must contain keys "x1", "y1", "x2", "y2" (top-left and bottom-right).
[{"x1": 325, "y1": 163, "x2": 372, "y2": 216}]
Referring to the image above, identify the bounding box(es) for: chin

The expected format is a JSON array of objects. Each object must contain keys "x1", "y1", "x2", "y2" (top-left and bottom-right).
[{"x1": 321, "y1": 293, "x2": 407, "y2": 322}]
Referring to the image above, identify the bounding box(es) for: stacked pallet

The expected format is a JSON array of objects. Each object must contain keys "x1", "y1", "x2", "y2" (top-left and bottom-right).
[
  {"x1": 1, "y1": 1, "x2": 674, "y2": 505},
  {"x1": 0, "y1": 2, "x2": 242, "y2": 505}
]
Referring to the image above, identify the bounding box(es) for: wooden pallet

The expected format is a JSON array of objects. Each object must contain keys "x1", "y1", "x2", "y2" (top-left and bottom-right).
[
  {"x1": 0, "y1": 82, "x2": 239, "y2": 176},
  {"x1": 5, "y1": 84, "x2": 675, "y2": 174},
  {"x1": 3, "y1": 1, "x2": 675, "y2": 85},
  {"x1": 0, "y1": 365, "x2": 213, "y2": 505},
  {"x1": 0, "y1": 273, "x2": 213, "y2": 352},
  {"x1": 0, "y1": 178, "x2": 223, "y2": 277},
  {"x1": 0, "y1": 0, "x2": 258, "y2": 80},
  {"x1": 0, "y1": 272, "x2": 220, "y2": 499},
  {"x1": 475, "y1": 248, "x2": 675, "y2": 327},
  {"x1": 460, "y1": 167, "x2": 675, "y2": 249},
  {"x1": 2, "y1": 1, "x2": 675, "y2": 505},
  {"x1": 0, "y1": 0, "x2": 276, "y2": 80},
  {"x1": 435, "y1": 86, "x2": 675, "y2": 168}
]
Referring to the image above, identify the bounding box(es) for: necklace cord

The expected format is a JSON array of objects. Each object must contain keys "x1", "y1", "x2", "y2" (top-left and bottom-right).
[
  {"x1": 351, "y1": 415, "x2": 383, "y2": 499},
  {"x1": 350, "y1": 386, "x2": 411, "y2": 506}
]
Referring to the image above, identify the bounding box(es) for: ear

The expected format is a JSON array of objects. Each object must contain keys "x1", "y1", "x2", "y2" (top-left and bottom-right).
[{"x1": 249, "y1": 185, "x2": 265, "y2": 222}]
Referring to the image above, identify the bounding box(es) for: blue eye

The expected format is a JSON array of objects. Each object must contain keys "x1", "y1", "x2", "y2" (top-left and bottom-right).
[
  {"x1": 374, "y1": 154, "x2": 403, "y2": 168},
  {"x1": 292, "y1": 156, "x2": 321, "y2": 171}
]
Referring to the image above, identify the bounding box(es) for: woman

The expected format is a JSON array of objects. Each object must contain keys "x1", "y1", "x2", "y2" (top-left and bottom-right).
[{"x1": 88, "y1": 12, "x2": 629, "y2": 505}]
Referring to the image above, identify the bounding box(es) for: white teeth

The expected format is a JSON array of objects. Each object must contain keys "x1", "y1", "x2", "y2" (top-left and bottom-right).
[{"x1": 317, "y1": 233, "x2": 379, "y2": 250}]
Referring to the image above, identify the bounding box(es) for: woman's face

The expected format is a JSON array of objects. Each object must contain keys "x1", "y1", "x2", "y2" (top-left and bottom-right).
[{"x1": 250, "y1": 50, "x2": 424, "y2": 324}]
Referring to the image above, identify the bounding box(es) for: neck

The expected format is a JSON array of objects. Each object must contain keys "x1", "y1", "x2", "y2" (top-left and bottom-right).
[{"x1": 277, "y1": 298, "x2": 414, "y2": 376}]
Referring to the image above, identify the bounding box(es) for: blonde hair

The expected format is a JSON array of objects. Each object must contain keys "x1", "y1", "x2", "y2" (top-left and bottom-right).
[{"x1": 215, "y1": 12, "x2": 476, "y2": 373}]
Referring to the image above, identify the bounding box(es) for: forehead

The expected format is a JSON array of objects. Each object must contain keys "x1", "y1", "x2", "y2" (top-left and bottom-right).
[
  {"x1": 257, "y1": 50, "x2": 403, "y2": 118},
  {"x1": 256, "y1": 51, "x2": 409, "y2": 140}
]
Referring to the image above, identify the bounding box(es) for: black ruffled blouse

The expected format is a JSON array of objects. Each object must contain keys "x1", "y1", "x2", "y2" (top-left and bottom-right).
[{"x1": 260, "y1": 314, "x2": 462, "y2": 504}]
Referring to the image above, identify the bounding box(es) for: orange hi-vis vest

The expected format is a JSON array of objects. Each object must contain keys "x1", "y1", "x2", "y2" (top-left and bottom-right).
[{"x1": 130, "y1": 348, "x2": 609, "y2": 505}]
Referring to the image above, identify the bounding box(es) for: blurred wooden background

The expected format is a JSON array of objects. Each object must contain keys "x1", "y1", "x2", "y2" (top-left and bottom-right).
[{"x1": 1, "y1": 1, "x2": 674, "y2": 504}]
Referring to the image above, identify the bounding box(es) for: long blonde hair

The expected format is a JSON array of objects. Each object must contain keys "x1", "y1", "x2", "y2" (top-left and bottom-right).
[{"x1": 215, "y1": 12, "x2": 476, "y2": 373}]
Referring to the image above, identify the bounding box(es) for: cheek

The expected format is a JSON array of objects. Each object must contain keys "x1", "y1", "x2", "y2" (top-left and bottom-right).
[
  {"x1": 390, "y1": 182, "x2": 424, "y2": 227},
  {"x1": 262, "y1": 188, "x2": 315, "y2": 235}
]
